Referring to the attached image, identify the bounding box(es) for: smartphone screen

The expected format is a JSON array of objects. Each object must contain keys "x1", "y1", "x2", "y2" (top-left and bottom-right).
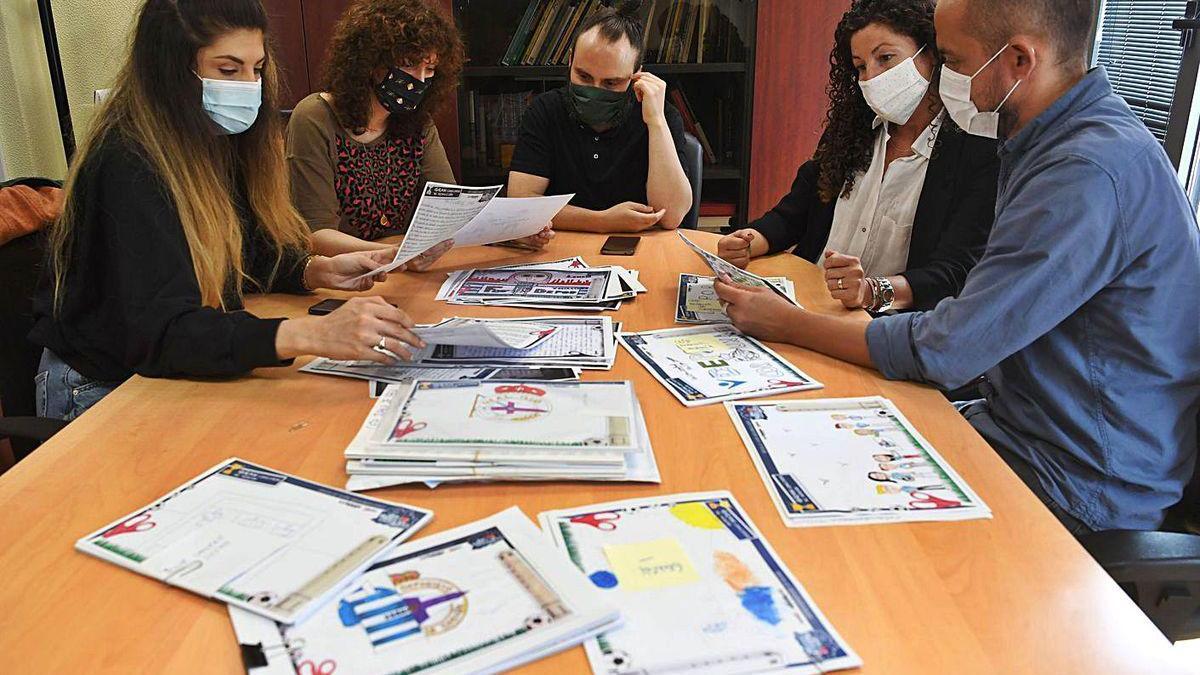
[{"x1": 601, "y1": 236, "x2": 640, "y2": 256}]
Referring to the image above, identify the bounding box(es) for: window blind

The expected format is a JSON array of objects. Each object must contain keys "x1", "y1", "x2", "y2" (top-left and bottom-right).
[{"x1": 1095, "y1": 0, "x2": 1189, "y2": 142}]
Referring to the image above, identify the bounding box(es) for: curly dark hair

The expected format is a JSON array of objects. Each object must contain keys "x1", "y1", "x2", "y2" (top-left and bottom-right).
[
  {"x1": 814, "y1": 0, "x2": 939, "y2": 203},
  {"x1": 321, "y1": 0, "x2": 465, "y2": 137}
]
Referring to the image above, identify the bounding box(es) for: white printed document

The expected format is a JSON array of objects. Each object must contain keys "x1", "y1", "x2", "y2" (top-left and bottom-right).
[
  {"x1": 412, "y1": 318, "x2": 559, "y2": 350},
  {"x1": 361, "y1": 182, "x2": 574, "y2": 277},
  {"x1": 540, "y1": 492, "x2": 862, "y2": 674},
  {"x1": 75, "y1": 458, "x2": 431, "y2": 624},
  {"x1": 726, "y1": 397, "x2": 992, "y2": 526},
  {"x1": 229, "y1": 507, "x2": 620, "y2": 675}
]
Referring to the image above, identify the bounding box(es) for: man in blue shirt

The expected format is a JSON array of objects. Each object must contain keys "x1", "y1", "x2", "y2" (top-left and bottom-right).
[{"x1": 716, "y1": 0, "x2": 1200, "y2": 534}]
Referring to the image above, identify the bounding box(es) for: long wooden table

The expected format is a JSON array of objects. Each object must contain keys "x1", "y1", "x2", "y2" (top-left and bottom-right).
[{"x1": 0, "y1": 230, "x2": 1186, "y2": 674}]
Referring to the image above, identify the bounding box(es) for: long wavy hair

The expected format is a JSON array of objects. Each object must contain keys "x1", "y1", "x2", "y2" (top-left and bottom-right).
[
  {"x1": 814, "y1": 0, "x2": 940, "y2": 203},
  {"x1": 321, "y1": 0, "x2": 465, "y2": 137},
  {"x1": 52, "y1": 0, "x2": 309, "y2": 310}
]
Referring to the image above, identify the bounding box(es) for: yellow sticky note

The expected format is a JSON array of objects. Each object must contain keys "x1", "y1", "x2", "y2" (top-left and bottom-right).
[
  {"x1": 671, "y1": 335, "x2": 729, "y2": 355},
  {"x1": 603, "y1": 538, "x2": 700, "y2": 591}
]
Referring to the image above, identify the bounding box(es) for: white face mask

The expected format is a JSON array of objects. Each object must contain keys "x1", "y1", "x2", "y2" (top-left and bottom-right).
[
  {"x1": 858, "y1": 45, "x2": 930, "y2": 126},
  {"x1": 939, "y1": 44, "x2": 1022, "y2": 139},
  {"x1": 196, "y1": 74, "x2": 262, "y2": 135}
]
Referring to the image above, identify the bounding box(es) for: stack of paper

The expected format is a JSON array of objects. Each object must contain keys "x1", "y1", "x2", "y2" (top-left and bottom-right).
[
  {"x1": 676, "y1": 273, "x2": 797, "y2": 324},
  {"x1": 75, "y1": 459, "x2": 431, "y2": 625},
  {"x1": 618, "y1": 324, "x2": 824, "y2": 406},
  {"x1": 726, "y1": 397, "x2": 992, "y2": 526},
  {"x1": 436, "y1": 257, "x2": 645, "y2": 311},
  {"x1": 230, "y1": 507, "x2": 622, "y2": 675},
  {"x1": 540, "y1": 491, "x2": 862, "y2": 674},
  {"x1": 342, "y1": 380, "x2": 660, "y2": 490}
]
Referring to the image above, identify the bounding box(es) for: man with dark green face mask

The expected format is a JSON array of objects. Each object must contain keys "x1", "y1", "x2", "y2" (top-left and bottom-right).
[{"x1": 508, "y1": 0, "x2": 693, "y2": 233}]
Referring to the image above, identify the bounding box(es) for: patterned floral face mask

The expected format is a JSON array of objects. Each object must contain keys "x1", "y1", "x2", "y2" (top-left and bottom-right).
[{"x1": 374, "y1": 66, "x2": 431, "y2": 114}]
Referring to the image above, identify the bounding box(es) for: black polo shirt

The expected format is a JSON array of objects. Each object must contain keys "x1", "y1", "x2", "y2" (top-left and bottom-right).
[{"x1": 510, "y1": 87, "x2": 688, "y2": 210}]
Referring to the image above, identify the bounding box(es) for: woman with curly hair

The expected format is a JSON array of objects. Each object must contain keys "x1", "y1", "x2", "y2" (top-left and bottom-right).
[
  {"x1": 717, "y1": 0, "x2": 998, "y2": 312},
  {"x1": 287, "y1": 0, "x2": 548, "y2": 259}
]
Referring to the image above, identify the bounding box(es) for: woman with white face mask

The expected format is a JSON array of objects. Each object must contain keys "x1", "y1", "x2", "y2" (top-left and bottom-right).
[
  {"x1": 718, "y1": 0, "x2": 999, "y2": 313},
  {"x1": 31, "y1": 0, "x2": 428, "y2": 421}
]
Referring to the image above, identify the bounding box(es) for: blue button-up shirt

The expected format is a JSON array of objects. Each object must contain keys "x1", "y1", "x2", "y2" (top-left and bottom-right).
[{"x1": 867, "y1": 68, "x2": 1200, "y2": 531}]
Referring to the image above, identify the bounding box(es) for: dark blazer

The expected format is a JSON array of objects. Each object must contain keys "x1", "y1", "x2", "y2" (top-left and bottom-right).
[{"x1": 747, "y1": 119, "x2": 999, "y2": 311}]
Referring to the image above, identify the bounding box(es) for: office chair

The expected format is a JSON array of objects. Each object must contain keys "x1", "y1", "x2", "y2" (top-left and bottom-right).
[
  {"x1": 680, "y1": 132, "x2": 704, "y2": 230},
  {"x1": 1080, "y1": 416, "x2": 1200, "y2": 642},
  {"x1": 0, "y1": 217, "x2": 67, "y2": 460}
]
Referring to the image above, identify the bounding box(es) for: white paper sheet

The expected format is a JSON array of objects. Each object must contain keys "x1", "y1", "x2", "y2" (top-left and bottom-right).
[
  {"x1": 676, "y1": 273, "x2": 796, "y2": 324},
  {"x1": 678, "y1": 232, "x2": 800, "y2": 307},
  {"x1": 618, "y1": 325, "x2": 823, "y2": 407},
  {"x1": 726, "y1": 397, "x2": 992, "y2": 527},
  {"x1": 273, "y1": 507, "x2": 620, "y2": 675},
  {"x1": 412, "y1": 318, "x2": 559, "y2": 349},
  {"x1": 452, "y1": 193, "x2": 574, "y2": 246},
  {"x1": 75, "y1": 459, "x2": 431, "y2": 624},
  {"x1": 539, "y1": 492, "x2": 862, "y2": 674}
]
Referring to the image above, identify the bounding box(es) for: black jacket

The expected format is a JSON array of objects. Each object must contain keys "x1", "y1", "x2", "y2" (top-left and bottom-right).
[{"x1": 747, "y1": 120, "x2": 999, "y2": 310}]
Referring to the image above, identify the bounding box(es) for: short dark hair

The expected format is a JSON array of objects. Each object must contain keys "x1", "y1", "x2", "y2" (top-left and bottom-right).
[
  {"x1": 967, "y1": 0, "x2": 1097, "y2": 67},
  {"x1": 572, "y1": 0, "x2": 647, "y2": 66}
]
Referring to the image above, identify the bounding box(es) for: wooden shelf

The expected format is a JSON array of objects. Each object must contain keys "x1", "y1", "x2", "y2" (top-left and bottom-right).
[
  {"x1": 463, "y1": 63, "x2": 749, "y2": 78},
  {"x1": 462, "y1": 165, "x2": 743, "y2": 184}
]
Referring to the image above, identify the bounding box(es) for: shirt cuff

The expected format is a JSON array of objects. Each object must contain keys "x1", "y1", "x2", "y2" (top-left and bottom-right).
[
  {"x1": 232, "y1": 316, "x2": 293, "y2": 371},
  {"x1": 866, "y1": 313, "x2": 922, "y2": 381}
]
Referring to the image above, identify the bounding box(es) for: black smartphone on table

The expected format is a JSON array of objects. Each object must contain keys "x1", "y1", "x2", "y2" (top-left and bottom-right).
[
  {"x1": 601, "y1": 236, "x2": 640, "y2": 256},
  {"x1": 307, "y1": 298, "x2": 347, "y2": 316}
]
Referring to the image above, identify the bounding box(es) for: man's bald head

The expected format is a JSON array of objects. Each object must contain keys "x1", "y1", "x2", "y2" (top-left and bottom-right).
[{"x1": 957, "y1": 0, "x2": 1097, "y2": 69}]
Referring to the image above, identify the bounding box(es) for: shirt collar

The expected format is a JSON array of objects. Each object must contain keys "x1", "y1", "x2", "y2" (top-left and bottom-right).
[
  {"x1": 999, "y1": 67, "x2": 1113, "y2": 159},
  {"x1": 874, "y1": 110, "x2": 944, "y2": 160}
]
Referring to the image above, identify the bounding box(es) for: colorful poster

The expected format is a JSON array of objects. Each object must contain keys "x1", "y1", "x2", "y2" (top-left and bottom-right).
[
  {"x1": 540, "y1": 492, "x2": 861, "y2": 674},
  {"x1": 726, "y1": 397, "x2": 992, "y2": 526},
  {"x1": 265, "y1": 507, "x2": 619, "y2": 674},
  {"x1": 618, "y1": 325, "x2": 822, "y2": 407}
]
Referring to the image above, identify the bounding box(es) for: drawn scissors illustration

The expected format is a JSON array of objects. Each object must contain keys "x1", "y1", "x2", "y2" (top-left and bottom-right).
[
  {"x1": 102, "y1": 512, "x2": 156, "y2": 538},
  {"x1": 767, "y1": 379, "x2": 808, "y2": 388},
  {"x1": 392, "y1": 418, "x2": 427, "y2": 439},
  {"x1": 570, "y1": 512, "x2": 620, "y2": 531},
  {"x1": 907, "y1": 491, "x2": 962, "y2": 510},
  {"x1": 297, "y1": 659, "x2": 336, "y2": 675}
]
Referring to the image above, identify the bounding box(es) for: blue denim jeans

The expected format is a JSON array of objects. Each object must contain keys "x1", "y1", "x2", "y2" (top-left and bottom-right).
[{"x1": 35, "y1": 349, "x2": 120, "y2": 422}]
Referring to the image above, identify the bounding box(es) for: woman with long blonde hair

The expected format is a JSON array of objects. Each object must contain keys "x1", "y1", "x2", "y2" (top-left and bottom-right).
[{"x1": 31, "y1": 0, "x2": 425, "y2": 421}]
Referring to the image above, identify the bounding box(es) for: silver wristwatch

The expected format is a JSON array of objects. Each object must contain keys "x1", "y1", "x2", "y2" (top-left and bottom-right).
[{"x1": 872, "y1": 276, "x2": 896, "y2": 312}]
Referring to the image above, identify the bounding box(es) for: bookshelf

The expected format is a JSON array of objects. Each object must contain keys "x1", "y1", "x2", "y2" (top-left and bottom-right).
[{"x1": 452, "y1": 0, "x2": 758, "y2": 229}]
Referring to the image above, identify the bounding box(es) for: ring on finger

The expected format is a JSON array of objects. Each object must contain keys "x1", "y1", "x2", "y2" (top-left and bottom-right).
[
  {"x1": 376, "y1": 336, "x2": 387, "y2": 351},
  {"x1": 837, "y1": 278, "x2": 845, "y2": 290}
]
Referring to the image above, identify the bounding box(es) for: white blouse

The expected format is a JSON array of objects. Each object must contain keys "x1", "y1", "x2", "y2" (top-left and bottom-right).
[{"x1": 822, "y1": 112, "x2": 945, "y2": 278}]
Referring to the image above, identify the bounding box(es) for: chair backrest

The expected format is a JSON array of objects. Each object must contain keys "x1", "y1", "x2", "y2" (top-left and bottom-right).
[
  {"x1": 679, "y1": 133, "x2": 703, "y2": 230},
  {"x1": 1184, "y1": 411, "x2": 1200, "y2": 533},
  {"x1": 0, "y1": 229, "x2": 49, "y2": 424}
]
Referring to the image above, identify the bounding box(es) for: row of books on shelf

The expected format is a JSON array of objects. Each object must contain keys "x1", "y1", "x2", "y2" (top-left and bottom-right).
[
  {"x1": 500, "y1": 0, "x2": 746, "y2": 67},
  {"x1": 463, "y1": 87, "x2": 736, "y2": 171}
]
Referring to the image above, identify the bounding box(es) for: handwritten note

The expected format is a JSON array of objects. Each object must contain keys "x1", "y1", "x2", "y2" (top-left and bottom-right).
[{"x1": 603, "y1": 538, "x2": 700, "y2": 591}]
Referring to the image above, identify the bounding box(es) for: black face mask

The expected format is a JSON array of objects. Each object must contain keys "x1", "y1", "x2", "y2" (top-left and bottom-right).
[
  {"x1": 374, "y1": 66, "x2": 431, "y2": 114},
  {"x1": 567, "y1": 82, "x2": 633, "y2": 130}
]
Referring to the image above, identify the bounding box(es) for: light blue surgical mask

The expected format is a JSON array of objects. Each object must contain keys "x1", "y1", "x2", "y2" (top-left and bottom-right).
[{"x1": 196, "y1": 73, "x2": 262, "y2": 135}]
